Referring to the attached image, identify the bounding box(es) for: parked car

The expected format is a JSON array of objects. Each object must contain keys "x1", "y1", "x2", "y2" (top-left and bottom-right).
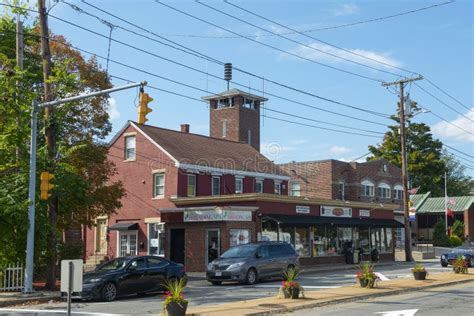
[
  {"x1": 440, "y1": 246, "x2": 474, "y2": 267},
  {"x1": 206, "y1": 242, "x2": 299, "y2": 285},
  {"x1": 81, "y1": 255, "x2": 187, "y2": 301}
]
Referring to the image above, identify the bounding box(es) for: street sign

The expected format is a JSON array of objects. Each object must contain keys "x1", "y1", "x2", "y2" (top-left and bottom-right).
[{"x1": 60, "y1": 260, "x2": 83, "y2": 293}]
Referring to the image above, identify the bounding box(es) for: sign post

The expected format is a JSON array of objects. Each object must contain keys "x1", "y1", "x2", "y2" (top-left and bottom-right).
[{"x1": 61, "y1": 260, "x2": 83, "y2": 316}]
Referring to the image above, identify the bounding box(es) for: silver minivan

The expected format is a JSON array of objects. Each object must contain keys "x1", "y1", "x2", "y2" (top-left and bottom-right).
[{"x1": 206, "y1": 242, "x2": 299, "y2": 285}]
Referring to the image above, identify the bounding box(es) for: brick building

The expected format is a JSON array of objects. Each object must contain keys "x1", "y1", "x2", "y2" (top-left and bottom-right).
[{"x1": 84, "y1": 89, "x2": 402, "y2": 272}]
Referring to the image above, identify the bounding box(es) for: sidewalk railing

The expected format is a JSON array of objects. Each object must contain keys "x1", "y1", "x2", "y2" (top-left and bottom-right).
[
  {"x1": 396, "y1": 241, "x2": 434, "y2": 253},
  {"x1": 0, "y1": 263, "x2": 24, "y2": 292}
]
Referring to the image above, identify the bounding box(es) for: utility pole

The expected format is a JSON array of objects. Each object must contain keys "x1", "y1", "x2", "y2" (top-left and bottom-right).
[
  {"x1": 37, "y1": 0, "x2": 58, "y2": 290},
  {"x1": 382, "y1": 75, "x2": 422, "y2": 262}
]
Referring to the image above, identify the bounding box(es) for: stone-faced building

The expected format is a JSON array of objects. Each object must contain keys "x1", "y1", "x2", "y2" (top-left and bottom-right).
[{"x1": 84, "y1": 89, "x2": 402, "y2": 272}]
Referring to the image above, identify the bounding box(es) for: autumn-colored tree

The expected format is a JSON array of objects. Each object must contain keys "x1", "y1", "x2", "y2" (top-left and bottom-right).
[{"x1": 0, "y1": 14, "x2": 124, "y2": 287}]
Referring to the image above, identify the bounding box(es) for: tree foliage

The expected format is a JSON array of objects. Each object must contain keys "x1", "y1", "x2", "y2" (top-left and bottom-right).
[
  {"x1": 367, "y1": 103, "x2": 472, "y2": 197},
  {"x1": 0, "y1": 15, "x2": 124, "y2": 270}
]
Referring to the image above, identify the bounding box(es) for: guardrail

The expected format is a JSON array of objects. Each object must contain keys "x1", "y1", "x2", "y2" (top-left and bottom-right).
[{"x1": 0, "y1": 263, "x2": 24, "y2": 291}]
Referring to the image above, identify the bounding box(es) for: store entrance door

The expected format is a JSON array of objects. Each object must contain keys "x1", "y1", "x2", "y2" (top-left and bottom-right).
[
  {"x1": 170, "y1": 229, "x2": 185, "y2": 264},
  {"x1": 206, "y1": 229, "x2": 220, "y2": 266}
]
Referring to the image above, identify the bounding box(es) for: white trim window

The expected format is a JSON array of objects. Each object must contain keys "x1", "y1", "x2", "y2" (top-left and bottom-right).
[
  {"x1": 222, "y1": 120, "x2": 227, "y2": 138},
  {"x1": 256, "y1": 179, "x2": 263, "y2": 193},
  {"x1": 124, "y1": 135, "x2": 136, "y2": 160},
  {"x1": 148, "y1": 223, "x2": 165, "y2": 256},
  {"x1": 394, "y1": 185, "x2": 403, "y2": 200},
  {"x1": 337, "y1": 181, "x2": 345, "y2": 200},
  {"x1": 212, "y1": 176, "x2": 220, "y2": 196},
  {"x1": 187, "y1": 174, "x2": 196, "y2": 197},
  {"x1": 118, "y1": 231, "x2": 138, "y2": 257},
  {"x1": 361, "y1": 180, "x2": 375, "y2": 197},
  {"x1": 153, "y1": 173, "x2": 165, "y2": 198},
  {"x1": 378, "y1": 182, "x2": 391, "y2": 198},
  {"x1": 290, "y1": 182, "x2": 301, "y2": 197},
  {"x1": 274, "y1": 182, "x2": 282, "y2": 195},
  {"x1": 247, "y1": 129, "x2": 252, "y2": 145},
  {"x1": 235, "y1": 177, "x2": 243, "y2": 194}
]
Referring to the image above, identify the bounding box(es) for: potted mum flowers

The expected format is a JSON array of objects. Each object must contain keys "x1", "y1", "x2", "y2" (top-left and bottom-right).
[
  {"x1": 162, "y1": 278, "x2": 188, "y2": 316},
  {"x1": 452, "y1": 255, "x2": 469, "y2": 274},
  {"x1": 279, "y1": 267, "x2": 304, "y2": 299},
  {"x1": 356, "y1": 261, "x2": 379, "y2": 288},
  {"x1": 412, "y1": 262, "x2": 428, "y2": 280}
]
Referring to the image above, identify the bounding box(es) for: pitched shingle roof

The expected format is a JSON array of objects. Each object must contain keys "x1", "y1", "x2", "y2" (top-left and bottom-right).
[
  {"x1": 132, "y1": 122, "x2": 287, "y2": 176},
  {"x1": 415, "y1": 195, "x2": 474, "y2": 214}
]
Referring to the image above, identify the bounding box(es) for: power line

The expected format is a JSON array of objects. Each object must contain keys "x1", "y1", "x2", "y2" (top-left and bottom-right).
[
  {"x1": 415, "y1": 103, "x2": 473, "y2": 136},
  {"x1": 60, "y1": 1, "x2": 392, "y2": 119},
  {"x1": 424, "y1": 78, "x2": 472, "y2": 112},
  {"x1": 443, "y1": 144, "x2": 474, "y2": 159},
  {"x1": 154, "y1": 0, "x2": 381, "y2": 82},
  {"x1": 197, "y1": 0, "x2": 406, "y2": 78}
]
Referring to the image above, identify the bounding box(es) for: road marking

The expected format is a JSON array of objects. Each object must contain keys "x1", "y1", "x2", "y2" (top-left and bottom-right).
[
  {"x1": 250, "y1": 285, "x2": 341, "y2": 289},
  {"x1": 375, "y1": 309, "x2": 418, "y2": 316},
  {"x1": 0, "y1": 308, "x2": 127, "y2": 315},
  {"x1": 374, "y1": 272, "x2": 390, "y2": 281}
]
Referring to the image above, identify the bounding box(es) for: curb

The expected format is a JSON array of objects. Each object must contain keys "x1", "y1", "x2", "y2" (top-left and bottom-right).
[
  {"x1": 233, "y1": 278, "x2": 474, "y2": 316},
  {"x1": 0, "y1": 294, "x2": 61, "y2": 308}
]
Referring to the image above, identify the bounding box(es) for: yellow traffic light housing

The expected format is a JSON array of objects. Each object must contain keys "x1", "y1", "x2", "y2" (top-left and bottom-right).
[
  {"x1": 40, "y1": 171, "x2": 54, "y2": 200},
  {"x1": 138, "y1": 92, "x2": 153, "y2": 124}
]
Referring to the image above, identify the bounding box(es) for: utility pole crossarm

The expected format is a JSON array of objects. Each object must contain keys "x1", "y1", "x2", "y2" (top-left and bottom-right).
[{"x1": 381, "y1": 75, "x2": 423, "y2": 87}]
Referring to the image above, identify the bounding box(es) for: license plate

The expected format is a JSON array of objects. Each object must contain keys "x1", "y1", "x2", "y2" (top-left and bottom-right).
[{"x1": 215, "y1": 271, "x2": 222, "y2": 276}]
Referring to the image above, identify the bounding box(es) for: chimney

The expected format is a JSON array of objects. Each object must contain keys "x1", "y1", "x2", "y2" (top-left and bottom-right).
[{"x1": 180, "y1": 124, "x2": 190, "y2": 133}]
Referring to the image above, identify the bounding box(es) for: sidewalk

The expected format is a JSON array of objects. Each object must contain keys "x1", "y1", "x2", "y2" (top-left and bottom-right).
[
  {"x1": 186, "y1": 272, "x2": 474, "y2": 316},
  {"x1": 0, "y1": 291, "x2": 61, "y2": 307}
]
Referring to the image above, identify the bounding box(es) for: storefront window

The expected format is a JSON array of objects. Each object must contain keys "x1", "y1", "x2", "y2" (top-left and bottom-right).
[
  {"x1": 358, "y1": 227, "x2": 370, "y2": 254},
  {"x1": 148, "y1": 223, "x2": 164, "y2": 256},
  {"x1": 262, "y1": 219, "x2": 278, "y2": 241},
  {"x1": 279, "y1": 226, "x2": 294, "y2": 245},
  {"x1": 230, "y1": 229, "x2": 250, "y2": 247},
  {"x1": 337, "y1": 227, "x2": 353, "y2": 255},
  {"x1": 295, "y1": 227, "x2": 310, "y2": 257},
  {"x1": 312, "y1": 226, "x2": 338, "y2": 256}
]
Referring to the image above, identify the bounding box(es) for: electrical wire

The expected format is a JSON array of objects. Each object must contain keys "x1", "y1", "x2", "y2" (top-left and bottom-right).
[
  {"x1": 443, "y1": 144, "x2": 474, "y2": 159},
  {"x1": 425, "y1": 78, "x2": 472, "y2": 112}
]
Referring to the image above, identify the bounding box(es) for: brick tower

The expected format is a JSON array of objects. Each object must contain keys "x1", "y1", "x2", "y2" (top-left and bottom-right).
[{"x1": 203, "y1": 89, "x2": 267, "y2": 151}]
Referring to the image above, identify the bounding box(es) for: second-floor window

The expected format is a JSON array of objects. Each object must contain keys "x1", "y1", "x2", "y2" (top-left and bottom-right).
[
  {"x1": 290, "y1": 182, "x2": 301, "y2": 197},
  {"x1": 153, "y1": 173, "x2": 165, "y2": 198},
  {"x1": 222, "y1": 120, "x2": 227, "y2": 138},
  {"x1": 235, "y1": 177, "x2": 243, "y2": 194},
  {"x1": 361, "y1": 180, "x2": 374, "y2": 197},
  {"x1": 274, "y1": 182, "x2": 282, "y2": 195},
  {"x1": 212, "y1": 176, "x2": 220, "y2": 196},
  {"x1": 337, "y1": 182, "x2": 345, "y2": 200},
  {"x1": 187, "y1": 175, "x2": 196, "y2": 197},
  {"x1": 394, "y1": 185, "x2": 403, "y2": 200},
  {"x1": 378, "y1": 183, "x2": 391, "y2": 199},
  {"x1": 256, "y1": 180, "x2": 263, "y2": 193},
  {"x1": 124, "y1": 135, "x2": 136, "y2": 160}
]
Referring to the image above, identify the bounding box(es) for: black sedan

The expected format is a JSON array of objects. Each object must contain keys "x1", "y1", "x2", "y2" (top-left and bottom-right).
[
  {"x1": 440, "y1": 246, "x2": 474, "y2": 267},
  {"x1": 81, "y1": 255, "x2": 187, "y2": 301}
]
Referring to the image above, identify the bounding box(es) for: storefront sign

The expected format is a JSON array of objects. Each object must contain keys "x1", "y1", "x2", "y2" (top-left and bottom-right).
[
  {"x1": 359, "y1": 210, "x2": 370, "y2": 217},
  {"x1": 321, "y1": 206, "x2": 352, "y2": 218},
  {"x1": 296, "y1": 205, "x2": 310, "y2": 214},
  {"x1": 184, "y1": 210, "x2": 252, "y2": 222}
]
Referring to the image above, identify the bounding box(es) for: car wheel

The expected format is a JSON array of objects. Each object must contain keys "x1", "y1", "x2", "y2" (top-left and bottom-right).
[
  {"x1": 211, "y1": 281, "x2": 222, "y2": 285},
  {"x1": 245, "y1": 268, "x2": 258, "y2": 285},
  {"x1": 101, "y1": 282, "x2": 117, "y2": 302},
  {"x1": 441, "y1": 262, "x2": 448, "y2": 267},
  {"x1": 470, "y1": 257, "x2": 474, "y2": 268}
]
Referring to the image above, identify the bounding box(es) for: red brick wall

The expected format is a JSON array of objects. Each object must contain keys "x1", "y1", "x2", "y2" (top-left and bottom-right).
[{"x1": 464, "y1": 205, "x2": 474, "y2": 238}]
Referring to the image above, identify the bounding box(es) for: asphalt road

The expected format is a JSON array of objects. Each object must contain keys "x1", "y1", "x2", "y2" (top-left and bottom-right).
[
  {"x1": 0, "y1": 261, "x2": 451, "y2": 316},
  {"x1": 281, "y1": 282, "x2": 474, "y2": 316}
]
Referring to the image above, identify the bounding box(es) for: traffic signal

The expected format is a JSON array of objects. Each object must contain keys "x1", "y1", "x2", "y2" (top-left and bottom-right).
[
  {"x1": 138, "y1": 92, "x2": 153, "y2": 124},
  {"x1": 40, "y1": 171, "x2": 54, "y2": 200}
]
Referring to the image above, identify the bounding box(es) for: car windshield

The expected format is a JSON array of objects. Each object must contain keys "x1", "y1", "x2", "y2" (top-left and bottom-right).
[
  {"x1": 96, "y1": 258, "x2": 128, "y2": 272},
  {"x1": 220, "y1": 244, "x2": 258, "y2": 258},
  {"x1": 451, "y1": 247, "x2": 471, "y2": 253}
]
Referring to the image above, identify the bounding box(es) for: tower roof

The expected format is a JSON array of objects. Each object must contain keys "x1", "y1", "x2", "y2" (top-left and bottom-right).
[{"x1": 202, "y1": 88, "x2": 268, "y2": 101}]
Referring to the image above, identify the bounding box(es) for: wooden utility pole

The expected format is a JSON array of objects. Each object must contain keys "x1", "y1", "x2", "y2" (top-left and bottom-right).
[
  {"x1": 382, "y1": 75, "x2": 422, "y2": 262},
  {"x1": 37, "y1": 0, "x2": 58, "y2": 290}
]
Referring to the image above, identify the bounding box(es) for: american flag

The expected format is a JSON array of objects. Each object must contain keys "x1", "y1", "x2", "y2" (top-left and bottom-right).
[{"x1": 407, "y1": 187, "x2": 420, "y2": 195}]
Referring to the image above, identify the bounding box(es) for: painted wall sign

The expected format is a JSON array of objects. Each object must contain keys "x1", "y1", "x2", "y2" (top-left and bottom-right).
[
  {"x1": 359, "y1": 210, "x2": 371, "y2": 217},
  {"x1": 184, "y1": 210, "x2": 252, "y2": 222},
  {"x1": 296, "y1": 205, "x2": 310, "y2": 214},
  {"x1": 321, "y1": 206, "x2": 352, "y2": 218}
]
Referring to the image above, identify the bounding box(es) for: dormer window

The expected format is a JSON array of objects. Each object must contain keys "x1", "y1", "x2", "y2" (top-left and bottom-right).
[
  {"x1": 361, "y1": 180, "x2": 374, "y2": 197},
  {"x1": 382, "y1": 164, "x2": 388, "y2": 173},
  {"x1": 378, "y1": 182, "x2": 391, "y2": 198}
]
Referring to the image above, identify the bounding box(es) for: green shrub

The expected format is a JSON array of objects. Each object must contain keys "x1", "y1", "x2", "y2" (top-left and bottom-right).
[
  {"x1": 433, "y1": 218, "x2": 450, "y2": 247},
  {"x1": 452, "y1": 220, "x2": 464, "y2": 240},
  {"x1": 449, "y1": 235, "x2": 463, "y2": 247}
]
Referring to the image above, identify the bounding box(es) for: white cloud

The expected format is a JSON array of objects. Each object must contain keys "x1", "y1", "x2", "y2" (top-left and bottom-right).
[
  {"x1": 289, "y1": 139, "x2": 308, "y2": 146},
  {"x1": 328, "y1": 145, "x2": 351, "y2": 155},
  {"x1": 431, "y1": 109, "x2": 474, "y2": 142},
  {"x1": 283, "y1": 42, "x2": 402, "y2": 70},
  {"x1": 107, "y1": 98, "x2": 120, "y2": 121},
  {"x1": 333, "y1": 3, "x2": 359, "y2": 16}
]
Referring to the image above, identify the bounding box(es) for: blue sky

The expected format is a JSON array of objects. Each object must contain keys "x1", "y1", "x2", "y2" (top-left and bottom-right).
[{"x1": 8, "y1": 1, "x2": 474, "y2": 174}]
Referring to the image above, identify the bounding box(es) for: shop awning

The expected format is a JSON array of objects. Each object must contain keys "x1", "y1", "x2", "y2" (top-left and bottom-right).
[
  {"x1": 263, "y1": 214, "x2": 403, "y2": 228},
  {"x1": 108, "y1": 222, "x2": 139, "y2": 231}
]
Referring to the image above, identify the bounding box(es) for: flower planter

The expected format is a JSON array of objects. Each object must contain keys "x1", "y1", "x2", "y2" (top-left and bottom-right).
[
  {"x1": 359, "y1": 279, "x2": 375, "y2": 288},
  {"x1": 283, "y1": 287, "x2": 300, "y2": 299},
  {"x1": 453, "y1": 266, "x2": 468, "y2": 274},
  {"x1": 413, "y1": 271, "x2": 427, "y2": 280},
  {"x1": 165, "y1": 301, "x2": 188, "y2": 316}
]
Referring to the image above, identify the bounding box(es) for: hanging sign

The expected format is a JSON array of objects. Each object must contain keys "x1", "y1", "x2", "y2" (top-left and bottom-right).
[
  {"x1": 359, "y1": 210, "x2": 371, "y2": 217},
  {"x1": 296, "y1": 205, "x2": 310, "y2": 214},
  {"x1": 321, "y1": 206, "x2": 352, "y2": 218},
  {"x1": 184, "y1": 210, "x2": 252, "y2": 222}
]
